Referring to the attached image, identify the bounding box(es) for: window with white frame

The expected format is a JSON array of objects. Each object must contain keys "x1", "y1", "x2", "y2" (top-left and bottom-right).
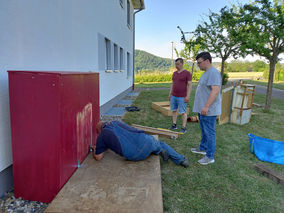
[
  {"x1": 127, "y1": 0, "x2": 131, "y2": 27},
  {"x1": 114, "y1": 43, "x2": 118, "y2": 71},
  {"x1": 105, "y1": 38, "x2": 111, "y2": 70},
  {"x1": 120, "y1": 47, "x2": 124, "y2": 71},
  {"x1": 127, "y1": 52, "x2": 131, "y2": 77}
]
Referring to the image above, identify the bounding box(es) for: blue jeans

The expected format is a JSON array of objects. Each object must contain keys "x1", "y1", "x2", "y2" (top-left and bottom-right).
[
  {"x1": 170, "y1": 95, "x2": 187, "y2": 114},
  {"x1": 198, "y1": 113, "x2": 216, "y2": 159},
  {"x1": 108, "y1": 121, "x2": 185, "y2": 164}
]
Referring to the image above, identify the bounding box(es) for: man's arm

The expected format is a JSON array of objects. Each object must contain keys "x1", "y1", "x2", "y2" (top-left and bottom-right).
[
  {"x1": 201, "y1": 85, "x2": 220, "y2": 115},
  {"x1": 93, "y1": 132, "x2": 107, "y2": 161},
  {"x1": 168, "y1": 84, "x2": 173, "y2": 101},
  {"x1": 184, "y1": 81, "x2": 192, "y2": 103}
]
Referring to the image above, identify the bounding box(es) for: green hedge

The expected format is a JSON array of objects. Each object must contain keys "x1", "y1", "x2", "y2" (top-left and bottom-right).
[
  {"x1": 135, "y1": 72, "x2": 204, "y2": 83},
  {"x1": 263, "y1": 63, "x2": 284, "y2": 81}
]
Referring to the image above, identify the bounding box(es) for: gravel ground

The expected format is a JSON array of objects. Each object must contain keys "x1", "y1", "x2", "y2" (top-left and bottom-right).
[{"x1": 0, "y1": 191, "x2": 48, "y2": 213}]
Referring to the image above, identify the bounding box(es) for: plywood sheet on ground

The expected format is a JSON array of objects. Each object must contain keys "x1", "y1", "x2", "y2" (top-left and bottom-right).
[{"x1": 45, "y1": 151, "x2": 163, "y2": 213}]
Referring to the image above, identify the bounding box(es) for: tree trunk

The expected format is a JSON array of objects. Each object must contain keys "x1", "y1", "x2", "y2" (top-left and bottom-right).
[
  {"x1": 221, "y1": 58, "x2": 225, "y2": 78},
  {"x1": 265, "y1": 59, "x2": 276, "y2": 110},
  {"x1": 191, "y1": 62, "x2": 195, "y2": 75},
  {"x1": 220, "y1": 58, "x2": 226, "y2": 91}
]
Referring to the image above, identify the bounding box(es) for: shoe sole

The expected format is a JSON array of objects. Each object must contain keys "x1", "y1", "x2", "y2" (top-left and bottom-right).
[
  {"x1": 191, "y1": 150, "x2": 206, "y2": 155},
  {"x1": 198, "y1": 160, "x2": 215, "y2": 165}
]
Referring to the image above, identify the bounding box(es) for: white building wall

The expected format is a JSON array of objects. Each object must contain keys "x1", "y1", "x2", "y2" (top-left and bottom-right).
[{"x1": 0, "y1": 0, "x2": 135, "y2": 172}]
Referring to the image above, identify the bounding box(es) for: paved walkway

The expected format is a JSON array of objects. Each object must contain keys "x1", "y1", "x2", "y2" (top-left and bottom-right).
[
  {"x1": 102, "y1": 92, "x2": 140, "y2": 121},
  {"x1": 254, "y1": 85, "x2": 284, "y2": 100}
]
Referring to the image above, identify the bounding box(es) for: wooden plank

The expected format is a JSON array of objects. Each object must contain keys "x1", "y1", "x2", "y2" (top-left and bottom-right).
[
  {"x1": 131, "y1": 124, "x2": 180, "y2": 139},
  {"x1": 45, "y1": 152, "x2": 163, "y2": 213},
  {"x1": 219, "y1": 86, "x2": 233, "y2": 125},
  {"x1": 254, "y1": 164, "x2": 284, "y2": 186},
  {"x1": 252, "y1": 103, "x2": 262, "y2": 108},
  {"x1": 152, "y1": 101, "x2": 189, "y2": 117},
  {"x1": 151, "y1": 102, "x2": 169, "y2": 116},
  {"x1": 152, "y1": 102, "x2": 172, "y2": 116},
  {"x1": 233, "y1": 107, "x2": 252, "y2": 110},
  {"x1": 153, "y1": 101, "x2": 170, "y2": 106}
]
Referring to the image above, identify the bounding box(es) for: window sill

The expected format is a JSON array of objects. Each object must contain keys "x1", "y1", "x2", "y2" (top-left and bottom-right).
[
  {"x1": 114, "y1": 70, "x2": 119, "y2": 73},
  {"x1": 105, "y1": 70, "x2": 113, "y2": 73},
  {"x1": 120, "y1": 70, "x2": 124, "y2": 72}
]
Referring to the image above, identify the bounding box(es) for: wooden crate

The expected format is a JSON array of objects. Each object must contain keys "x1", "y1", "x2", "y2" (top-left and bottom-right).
[
  {"x1": 152, "y1": 101, "x2": 189, "y2": 116},
  {"x1": 230, "y1": 84, "x2": 255, "y2": 125}
]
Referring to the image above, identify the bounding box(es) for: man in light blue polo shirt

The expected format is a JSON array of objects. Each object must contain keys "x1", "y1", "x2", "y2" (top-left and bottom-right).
[{"x1": 191, "y1": 52, "x2": 222, "y2": 165}]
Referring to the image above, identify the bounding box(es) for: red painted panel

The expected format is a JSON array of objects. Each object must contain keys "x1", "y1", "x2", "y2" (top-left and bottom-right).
[{"x1": 8, "y1": 71, "x2": 100, "y2": 203}]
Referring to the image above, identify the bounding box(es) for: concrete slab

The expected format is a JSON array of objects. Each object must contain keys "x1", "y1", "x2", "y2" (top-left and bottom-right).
[
  {"x1": 124, "y1": 92, "x2": 140, "y2": 100},
  {"x1": 115, "y1": 99, "x2": 133, "y2": 107},
  {"x1": 45, "y1": 151, "x2": 163, "y2": 213},
  {"x1": 104, "y1": 107, "x2": 126, "y2": 116},
  {"x1": 127, "y1": 92, "x2": 139, "y2": 97}
]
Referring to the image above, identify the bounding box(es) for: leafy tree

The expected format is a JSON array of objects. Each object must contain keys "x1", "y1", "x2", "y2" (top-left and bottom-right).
[
  {"x1": 179, "y1": 38, "x2": 201, "y2": 74},
  {"x1": 222, "y1": 0, "x2": 284, "y2": 110},
  {"x1": 193, "y1": 8, "x2": 246, "y2": 80},
  {"x1": 252, "y1": 60, "x2": 268, "y2": 72},
  {"x1": 176, "y1": 27, "x2": 201, "y2": 74}
]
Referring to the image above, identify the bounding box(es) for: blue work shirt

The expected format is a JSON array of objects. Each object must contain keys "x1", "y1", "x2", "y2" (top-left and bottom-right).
[{"x1": 95, "y1": 127, "x2": 123, "y2": 156}]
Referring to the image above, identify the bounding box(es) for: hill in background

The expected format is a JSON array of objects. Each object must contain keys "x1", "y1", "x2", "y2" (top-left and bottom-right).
[
  {"x1": 135, "y1": 49, "x2": 171, "y2": 71},
  {"x1": 135, "y1": 49, "x2": 220, "y2": 71}
]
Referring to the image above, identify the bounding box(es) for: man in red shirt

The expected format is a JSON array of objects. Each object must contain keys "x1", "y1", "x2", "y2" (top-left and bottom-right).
[{"x1": 168, "y1": 58, "x2": 192, "y2": 133}]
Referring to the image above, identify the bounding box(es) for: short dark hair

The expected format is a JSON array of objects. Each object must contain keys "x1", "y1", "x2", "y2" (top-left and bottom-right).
[
  {"x1": 196, "y1": 52, "x2": 212, "y2": 63},
  {"x1": 175, "y1": 58, "x2": 184, "y2": 64}
]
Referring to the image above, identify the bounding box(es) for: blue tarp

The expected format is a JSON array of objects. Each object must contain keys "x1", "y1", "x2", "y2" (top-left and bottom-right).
[{"x1": 248, "y1": 133, "x2": 284, "y2": 165}]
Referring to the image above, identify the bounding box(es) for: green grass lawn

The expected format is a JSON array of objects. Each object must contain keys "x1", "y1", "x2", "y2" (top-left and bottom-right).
[
  {"x1": 135, "y1": 82, "x2": 198, "y2": 88},
  {"x1": 135, "y1": 80, "x2": 284, "y2": 90},
  {"x1": 123, "y1": 88, "x2": 284, "y2": 213},
  {"x1": 244, "y1": 80, "x2": 284, "y2": 90}
]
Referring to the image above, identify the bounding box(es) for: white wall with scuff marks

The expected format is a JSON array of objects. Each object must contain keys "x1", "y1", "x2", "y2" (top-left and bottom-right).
[{"x1": 0, "y1": 0, "x2": 135, "y2": 172}]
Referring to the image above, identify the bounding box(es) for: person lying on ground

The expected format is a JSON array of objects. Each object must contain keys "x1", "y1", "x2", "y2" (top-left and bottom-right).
[{"x1": 93, "y1": 120, "x2": 189, "y2": 168}]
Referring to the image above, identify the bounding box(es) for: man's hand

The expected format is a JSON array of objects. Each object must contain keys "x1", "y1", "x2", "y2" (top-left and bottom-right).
[
  {"x1": 201, "y1": 106, "x2": 209, "y2": 115},
  {"x1": 184, "y1": 97, "x2": 189, "y2": 103},
  {"x1": 93, "y1": 152, "x2": 104, "y2": 161},
  {"x1": 168, "y1": 95, "x2": 171, "y2": 101}
]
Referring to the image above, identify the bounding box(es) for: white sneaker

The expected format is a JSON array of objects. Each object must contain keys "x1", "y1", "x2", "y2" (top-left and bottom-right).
[
  {"x1": 198, "y1": 156, "x2": 215, "y2": 165},
  {"x1": 191, "y1": 148, "x2": 206, "y2": 155}
]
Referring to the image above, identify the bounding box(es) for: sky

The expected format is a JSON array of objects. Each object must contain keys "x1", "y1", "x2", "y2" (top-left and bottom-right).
[{"x1": 135, "y1": 0, "x2": 262, "y2": 62}]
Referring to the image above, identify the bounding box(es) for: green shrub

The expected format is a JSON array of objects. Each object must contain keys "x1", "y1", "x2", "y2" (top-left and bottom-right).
[
  {"x1": 192, "y1": 72, "x2": 204, "y2": 81},
  {"x1": 135, "y1": 73, "x2": 172, "y2": 83},
  {"x1": 135, "y1": 71, "x2": 205, "y2": 83},
  {"x1": 222, "y1": 73, "x2": 229, "y2": 85},
  {"x1": 263, "y1": 63, "x2": 284, "y2": 81}
]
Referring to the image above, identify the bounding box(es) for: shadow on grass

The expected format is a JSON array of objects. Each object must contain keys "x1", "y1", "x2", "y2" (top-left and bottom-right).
[{"x1": 123, "y1": 89, "x2": 284, "y2": 213}]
